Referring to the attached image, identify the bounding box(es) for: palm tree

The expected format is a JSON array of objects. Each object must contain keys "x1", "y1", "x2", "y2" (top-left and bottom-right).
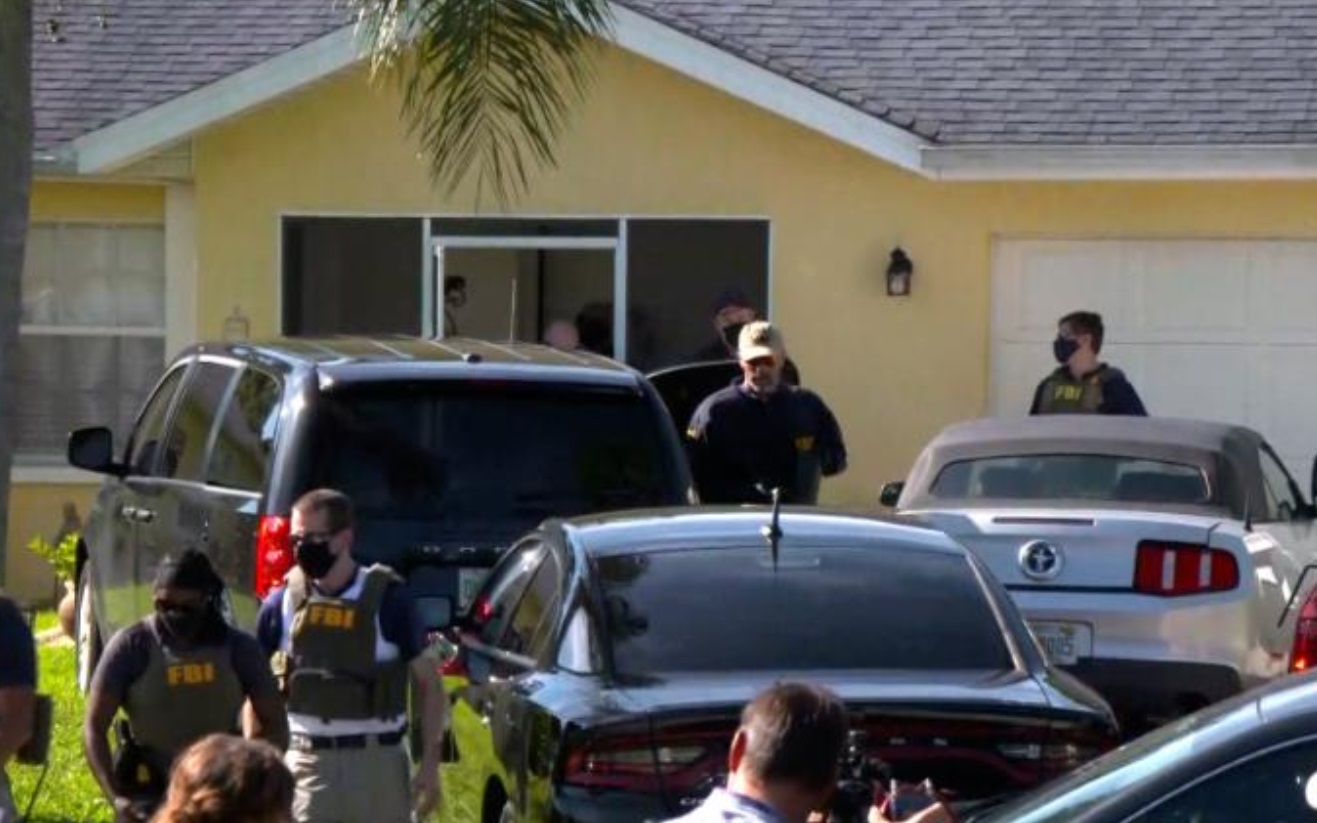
[
  {"x1": 350, "y1": 0, "x2": 614, "y2": 206},
  {"x1": 0, "y1": 0, "x2": 33, "y2": 588},
  {"x1": 0, "y1": 0, "x2": 611, "y2": 582}
]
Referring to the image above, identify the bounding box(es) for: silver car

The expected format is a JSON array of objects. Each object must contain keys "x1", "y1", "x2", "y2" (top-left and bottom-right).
[{"x1": 881, "y1": 416, "x2": 1317, "y2": 735}]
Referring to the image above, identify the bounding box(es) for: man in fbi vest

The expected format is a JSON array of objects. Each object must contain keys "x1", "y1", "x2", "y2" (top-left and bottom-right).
[
  {"x1": 257, "y1": 489, "x2": 444, "y2": 823},
  {"x1": 1029, "y1": 310, "x2": 1148, "y2": 416}
]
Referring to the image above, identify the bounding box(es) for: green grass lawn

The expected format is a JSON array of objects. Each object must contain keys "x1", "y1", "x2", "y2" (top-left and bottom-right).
[
  {"x1": 9, "y1": 615, "x2": 113, "y2": 823},
  {"x1": 8, "y1": 612, "x2": 458, "y2": 822}
]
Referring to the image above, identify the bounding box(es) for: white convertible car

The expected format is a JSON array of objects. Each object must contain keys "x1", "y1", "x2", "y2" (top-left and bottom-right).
[{"x1": 881, "y1": 416, "x2": 1317, "y2": 736}]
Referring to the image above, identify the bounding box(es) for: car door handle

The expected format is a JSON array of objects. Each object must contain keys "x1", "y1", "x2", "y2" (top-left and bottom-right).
[{"x1": 121, "y1": 505, "x2": 153, "y2": 523}]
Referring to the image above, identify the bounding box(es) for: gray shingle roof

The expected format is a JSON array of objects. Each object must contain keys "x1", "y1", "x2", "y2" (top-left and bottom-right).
[
  {"x1": 31, "y1": 0, "x2": 1317, "y2": 154},
  {"x1": 618, "y1": 0, "x2": 1317, "y2": 144},
  {"x1": 33, "y1": 0, "x2": 352, "y2": 154}
]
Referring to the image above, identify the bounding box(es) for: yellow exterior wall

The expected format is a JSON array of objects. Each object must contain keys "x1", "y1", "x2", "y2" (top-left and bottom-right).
[
  {"x1": 6, "y1": 181, "x2": 165, "y2": 604},
  {"x1": 190, "y1": 45, "x2": 1317, "y2": 510}
]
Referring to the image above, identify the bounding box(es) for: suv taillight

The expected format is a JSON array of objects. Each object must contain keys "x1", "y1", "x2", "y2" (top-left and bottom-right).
[
  {"x1": 255, "y1": 515, "x2": 293, "y2": 599},
  {"x1": 562, "y1": 726, "x2": 724, "y2": 793},
  {"x1": 1289, "y1": 586, "x2": 1317, "y2": 672},
  {"x1": 1133, "y1": 541, "x2": 1238, "y2": 596}
]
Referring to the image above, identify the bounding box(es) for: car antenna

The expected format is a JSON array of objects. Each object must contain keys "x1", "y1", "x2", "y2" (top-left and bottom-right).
[{"x1": 761, "y1": 487, "x2": 783, "y2": 570}]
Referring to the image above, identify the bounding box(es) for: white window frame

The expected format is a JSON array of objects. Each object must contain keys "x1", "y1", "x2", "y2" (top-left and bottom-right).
[{"x1": 13, "y1": 220, "x2": 169, "y2": 483}]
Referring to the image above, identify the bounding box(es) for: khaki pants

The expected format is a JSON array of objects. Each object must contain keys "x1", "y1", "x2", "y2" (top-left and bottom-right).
[
  {"x1": 286, "y1": 739, "x2": 411, "y2": 823},
  {"x1": 0, "y1": 769, "x2": 16, "y2": 823}
]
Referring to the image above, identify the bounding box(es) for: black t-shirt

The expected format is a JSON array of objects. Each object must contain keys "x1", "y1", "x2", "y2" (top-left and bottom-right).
[
  {"x1": 0, "y1": 596, "x2": 36, "y2": 689},
  {"x1": 91, "y1": 619, "x2": 279, "y2": 705}
]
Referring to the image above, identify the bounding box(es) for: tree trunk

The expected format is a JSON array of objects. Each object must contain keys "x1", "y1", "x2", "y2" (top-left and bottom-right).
[{"x1": 0, "y1": 0, "x2": 33, "y2": 590}]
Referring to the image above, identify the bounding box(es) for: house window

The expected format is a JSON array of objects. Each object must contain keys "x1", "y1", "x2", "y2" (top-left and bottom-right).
[{"x1": 17, "y1": 223, "x2": 167, "y2": 465}]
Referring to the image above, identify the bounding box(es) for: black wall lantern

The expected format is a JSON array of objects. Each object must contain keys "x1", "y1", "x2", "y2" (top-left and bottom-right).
[{"x1": 886, "y1": 247, "x2": 914, "y2": 297}]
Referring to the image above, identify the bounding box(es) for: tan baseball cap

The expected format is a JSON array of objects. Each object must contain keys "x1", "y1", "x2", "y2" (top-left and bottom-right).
[{"x1": 738, "y1": 320, "x2": 785, "y2": 362}]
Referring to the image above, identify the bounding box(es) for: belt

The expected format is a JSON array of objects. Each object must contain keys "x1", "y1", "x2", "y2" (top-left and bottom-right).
[{"x1": 289, "y1": 730, "x2": 406, "y2": 751}]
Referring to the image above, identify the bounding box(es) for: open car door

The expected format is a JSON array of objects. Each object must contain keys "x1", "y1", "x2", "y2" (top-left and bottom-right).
[{"x1": 646, "y1": 360, "x2": 739, "y2": 431}]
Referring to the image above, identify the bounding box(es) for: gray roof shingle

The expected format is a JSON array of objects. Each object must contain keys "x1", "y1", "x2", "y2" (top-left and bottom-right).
[
  {"x1": 33, "y1": 0, "x2": 352, "y2": 154},
  {"x1": 31, "y1": 0, "x2": 1317, "y2": 154}
]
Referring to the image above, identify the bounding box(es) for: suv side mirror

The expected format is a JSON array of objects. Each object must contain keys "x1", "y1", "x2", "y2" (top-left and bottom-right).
[
  {"x1": 878, "y1": 481, "x2": 904, "y2": 508},
  {"x1": 68, "y1": 427, "x2": 124, "y2": 476}
]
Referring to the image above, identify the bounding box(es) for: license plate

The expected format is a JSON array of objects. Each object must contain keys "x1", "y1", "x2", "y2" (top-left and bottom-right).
[
  {"x1": 1030, "y1": 621, "x2": 1093, "y2": 666},
  {"x1": 458, "y1": 567, "x2": 489, "y2": 611}
]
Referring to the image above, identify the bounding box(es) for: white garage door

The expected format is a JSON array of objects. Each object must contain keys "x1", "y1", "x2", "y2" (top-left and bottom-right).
[{"x1": 991, "y1": 239, "x2": 1317, "y2": 481}]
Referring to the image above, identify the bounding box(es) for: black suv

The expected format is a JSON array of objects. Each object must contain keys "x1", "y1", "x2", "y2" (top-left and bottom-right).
[{"x1": 67, "y1": 336, "x2": 694, "y2": 692}]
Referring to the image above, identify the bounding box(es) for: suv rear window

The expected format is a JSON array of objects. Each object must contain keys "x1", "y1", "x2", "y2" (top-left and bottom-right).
[
  {"x1": 928, "y1": 454, "x2": 1211, "y2": 504},
  {"x1": 595, "y1": 546, "x2": 1012, "y2": 676},
  {"x1": 306, "y1": 382, "x2": 681, "y2": 533}
]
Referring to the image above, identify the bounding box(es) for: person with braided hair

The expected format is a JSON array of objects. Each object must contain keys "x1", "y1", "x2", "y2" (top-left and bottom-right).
[{"x1": 83, "y1": 549, "x2": 288, "y2": 823}]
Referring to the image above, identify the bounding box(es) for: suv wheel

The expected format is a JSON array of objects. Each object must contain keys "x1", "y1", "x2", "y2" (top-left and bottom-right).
[{"x1": 75, "y1": 564, "x2": 103, "y2": 695}]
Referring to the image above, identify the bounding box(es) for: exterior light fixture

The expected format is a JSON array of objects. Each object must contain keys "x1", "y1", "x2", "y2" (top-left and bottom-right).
[{"x1": 886, "y1": 247, "x2": 914, "y2": 297}]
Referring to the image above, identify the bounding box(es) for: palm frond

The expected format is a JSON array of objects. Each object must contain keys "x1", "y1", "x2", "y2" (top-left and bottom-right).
[{"x1": 348, "y1": 0, "x2": 614, "y2": 207}]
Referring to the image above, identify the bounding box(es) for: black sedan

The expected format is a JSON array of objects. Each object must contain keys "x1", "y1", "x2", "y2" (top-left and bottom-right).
[
  {"x1": 968, "y1": 667, "x2": 1317, "y2": 823},
  {"x1": 438, "y1": 507, "x2": 1120, "y2": 823}
]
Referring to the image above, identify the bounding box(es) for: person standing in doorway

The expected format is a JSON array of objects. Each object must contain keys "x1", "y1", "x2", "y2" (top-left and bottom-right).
[
  {"x1": 1030, "y1": 310, "x2": 1148, "y2": 416},
  {"x1": 443, "y1": 275, "x2": 467, "y2": 337}
]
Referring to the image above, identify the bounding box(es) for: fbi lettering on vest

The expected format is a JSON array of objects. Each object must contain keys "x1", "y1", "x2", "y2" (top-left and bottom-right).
[
  {"x1": 166, "y1": 662, "x2": 216, "y2": 687},
  {"x1": 307, "y1": 603, "x2": 357, "y2": 630}
]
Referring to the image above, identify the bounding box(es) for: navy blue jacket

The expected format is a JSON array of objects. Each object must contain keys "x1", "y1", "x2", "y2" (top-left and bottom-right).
[{"x1": 686, "y1": 383, "x2": 846, "y2": 504}]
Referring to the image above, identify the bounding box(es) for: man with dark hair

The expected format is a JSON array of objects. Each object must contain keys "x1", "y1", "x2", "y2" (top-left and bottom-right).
[
  {"x1": 443, "y1": 275, "x2": 467, "y2": 336},
  {"x1": 256, "y1": 488, "x2": 445, "y2": 823},
  {"x1": 0, "y1": 594, "x2": 36, "y2": 823},
  {"x1": 1030, "y1": 310, "x2": 1147, "y2": 416},
  {"x1": 665, "y1": 683, "x2": 948, "y2": 823},
  {"x1": 691, "y1": 289, "x2": 801, "y2": 386}
]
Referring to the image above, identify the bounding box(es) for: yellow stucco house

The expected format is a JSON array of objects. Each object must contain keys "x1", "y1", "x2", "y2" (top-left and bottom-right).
[{"x1": 12, "y1": 0, "x2": 1317, "y2": 601}]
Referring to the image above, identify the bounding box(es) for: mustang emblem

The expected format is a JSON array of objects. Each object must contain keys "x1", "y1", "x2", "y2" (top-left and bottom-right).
[{"x1": 1019, "y1": 540, "x2": 1064, "y2": 581}]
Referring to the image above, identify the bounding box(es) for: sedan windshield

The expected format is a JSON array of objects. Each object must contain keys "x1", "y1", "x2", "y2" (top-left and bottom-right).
[
  {"x1": 595, "y1": 544, "x2": 1013, "y2": 676},
  {"x1": 928, "y1": 454, "x2": 1211, "y2": 505}
]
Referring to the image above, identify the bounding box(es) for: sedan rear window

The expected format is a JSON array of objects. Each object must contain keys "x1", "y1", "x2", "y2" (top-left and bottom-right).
[
  {"x1": 595, "y1": 545, "x2": 1012, "y2": 676},
  {"x1": 306, "y1": 382, "x2": 683, "y2": 534},
  {"x1": 928, "y1": 455, "x2": 1210, "y2": 505}
]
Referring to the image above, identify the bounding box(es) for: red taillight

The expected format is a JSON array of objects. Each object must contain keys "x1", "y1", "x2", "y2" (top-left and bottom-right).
[
  {"x1": 562, "y1": 725, "x2": 725, "y2": 793},
  {"x1": 1133, "y1": 541, "x2": 1238, "y2": 597},
  {"x1": 255, "y1": 515, "x2": 293, "y2": 599},
  {"x1": 1289, "y1": 587, "x2": 1317, "y2": 672}
]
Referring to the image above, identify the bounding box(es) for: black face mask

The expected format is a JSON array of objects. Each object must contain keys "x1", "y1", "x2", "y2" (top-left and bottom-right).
[
  {"x1": 295, "y1": 538, "x2": 336, "y2": 580},
  {"x1": 1053, "y1": 336, "x2": 1080, "y2": 364},
  {"x1": 722, "y1": 321, "x2": 746, "y2": 350},
  {"x1": 157, "y1": 606, "x2": 207, "y2": 642}
]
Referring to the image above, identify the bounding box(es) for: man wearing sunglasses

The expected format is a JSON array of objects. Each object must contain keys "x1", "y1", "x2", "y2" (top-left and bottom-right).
[
  {"x1": 686, "y1": 321, "x2": 847, "y2": 505},
  {"x1": 83, "y1": 549, "x2": 287, "y2": 822},
  {"x1": 255, "y1": 488, "x2": 445, "y2": 823}
]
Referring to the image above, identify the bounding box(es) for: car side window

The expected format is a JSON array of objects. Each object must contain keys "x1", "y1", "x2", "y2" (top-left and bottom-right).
[
  {"x1": 207, "y1": 368, "x2": 282, "y2": 491},
  {"x1": 498, "y1": 551, "x2": 563, "y2": 661},
  {"x1": 161, "y1": 362, "x2": 239, "y2": 482},
  {"x1": 556, "y1": 604, "x2": 599, "y2": 674},
  {"x1": 1260, "y1": 446, "x2": 1308, "y2": 522},
  {"x1": 474, "y1": 542, "x2": 546, "y2": 647},
  {"x1": 1124, "y1": 738, "x2": 1317, "y2": 823},
  {"x1": 124, "y1": 365, "x2": 188, "y2": 477}
]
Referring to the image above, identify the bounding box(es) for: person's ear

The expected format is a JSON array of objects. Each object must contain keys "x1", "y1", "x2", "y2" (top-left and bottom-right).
[{"x1": 728, "y1": 729, "x2": 748, "y2": 773}]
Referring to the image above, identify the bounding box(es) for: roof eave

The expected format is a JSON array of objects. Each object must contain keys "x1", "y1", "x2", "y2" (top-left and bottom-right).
[{"x1": 922, "y1": 143, "x2": 1317, "y2": 181}]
